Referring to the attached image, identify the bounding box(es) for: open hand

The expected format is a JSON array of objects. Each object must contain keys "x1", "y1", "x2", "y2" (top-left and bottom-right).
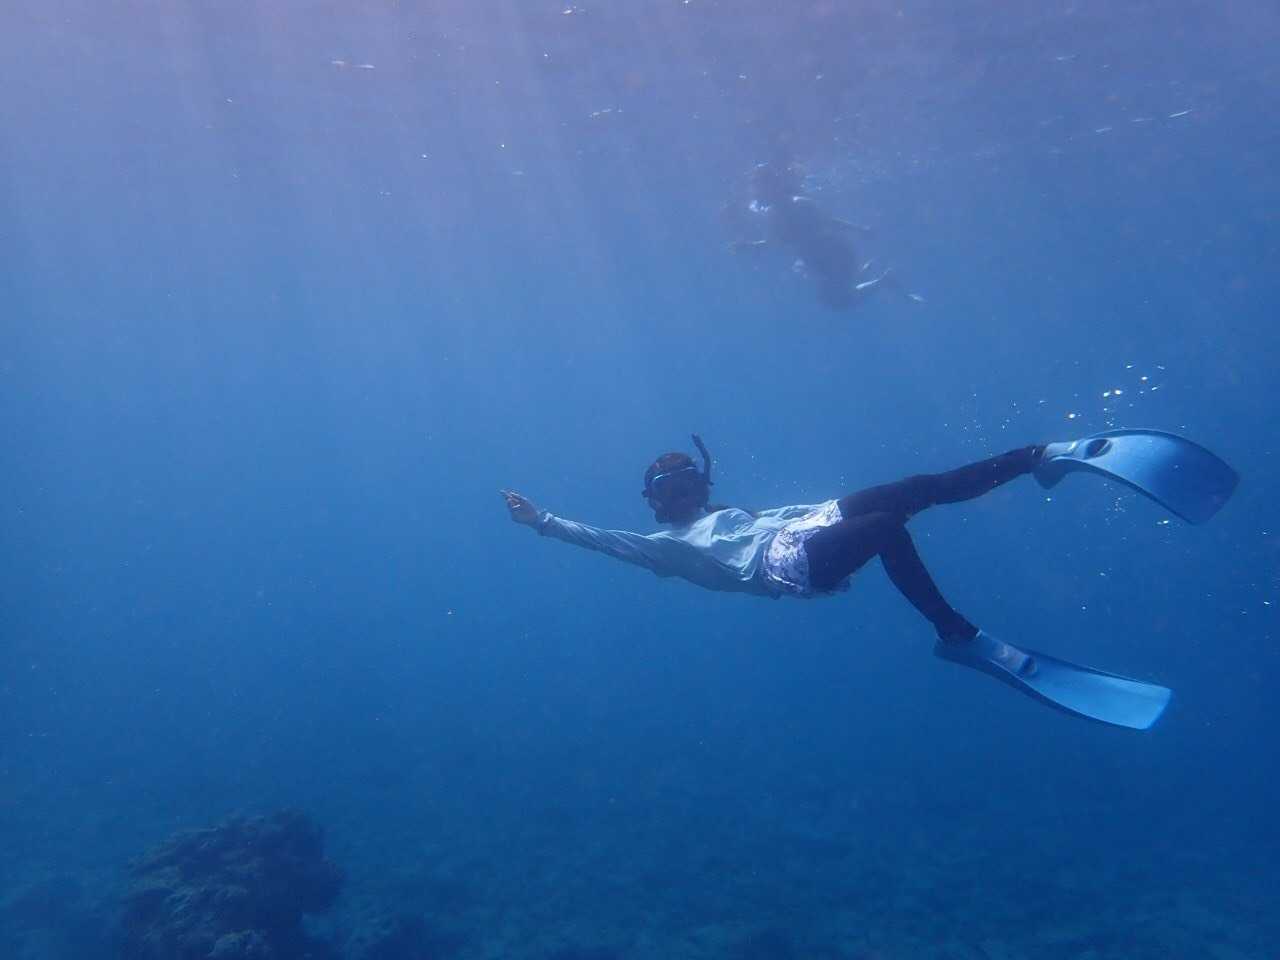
[{"x1": 500, "y1": 489, "x2": 540, "y2": 526}]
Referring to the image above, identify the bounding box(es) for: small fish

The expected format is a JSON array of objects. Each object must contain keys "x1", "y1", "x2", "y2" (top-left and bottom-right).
[{"x1": 1168, "y1": 109, "x2": 1192, "y2": 118}]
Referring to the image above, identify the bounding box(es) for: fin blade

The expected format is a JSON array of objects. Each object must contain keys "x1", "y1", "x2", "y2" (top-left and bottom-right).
[
  {"x1": 1035, "y1": 428, "x2": 1238, "y2": 523},
  {"x1": 1015, "y1": 646, "x2": 1172, "y2": 729},
  {"x1": 936, "y1": 632, "x2": 1172, "y2": 730}
]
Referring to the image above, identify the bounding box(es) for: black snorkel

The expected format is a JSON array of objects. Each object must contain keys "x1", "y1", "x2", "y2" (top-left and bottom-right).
[{"x1": 691, "y1": 433, "x2": 713, "y2": 489}]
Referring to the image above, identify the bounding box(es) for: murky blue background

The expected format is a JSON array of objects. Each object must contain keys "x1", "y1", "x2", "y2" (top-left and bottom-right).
[{"x1": 3, "y1": 2, "x2": 1277, "y2": 957}]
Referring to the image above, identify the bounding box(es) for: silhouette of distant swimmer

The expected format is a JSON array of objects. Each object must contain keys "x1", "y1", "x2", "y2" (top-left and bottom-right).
[{"x1": 721, "y1": 159, "x2": 923, "y2": 310}]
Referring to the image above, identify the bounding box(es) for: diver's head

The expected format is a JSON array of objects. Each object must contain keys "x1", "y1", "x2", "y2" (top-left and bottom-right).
[
  {"x1": 751, "y1": 158, "x2": 802, "y2": 206},
  {"x1": 641, "y1": 436, "x2": 714, "y2": 524}
]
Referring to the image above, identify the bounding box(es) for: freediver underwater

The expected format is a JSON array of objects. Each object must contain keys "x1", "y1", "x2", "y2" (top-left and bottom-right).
[
  {"x1": 503, "y1": 430, "x2": 1237, "y2": 730},
  {"x1": 720, "y1": 158, "x2": 924, "y2": 310}
]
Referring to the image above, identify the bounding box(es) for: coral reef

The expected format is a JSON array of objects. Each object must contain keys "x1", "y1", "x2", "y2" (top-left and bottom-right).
[{"x1": 120, "y1": 810, "x2": 343, "y2": 960}]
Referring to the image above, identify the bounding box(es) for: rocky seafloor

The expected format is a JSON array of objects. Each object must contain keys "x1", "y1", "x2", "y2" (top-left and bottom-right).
[{"x1": 2, "y1": 793, "x2": 1275, "y2": 960}]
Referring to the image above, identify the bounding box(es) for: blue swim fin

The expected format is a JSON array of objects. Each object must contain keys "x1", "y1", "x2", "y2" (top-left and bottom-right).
[
  {"x1": 1035, "y1": 429, "x2": 1238, "y2": 524},
  {"x1": 935, "y1": 631, "x2": 1172, "y2": 730}
]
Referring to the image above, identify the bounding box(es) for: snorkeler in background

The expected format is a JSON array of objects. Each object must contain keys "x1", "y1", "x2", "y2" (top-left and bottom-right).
[
  {"x1": 503, "y1": 431, "x2": 1237, "y2": 730},
  {"x1": 720, "y1": 159, "x2": 924, "y2": 310}
]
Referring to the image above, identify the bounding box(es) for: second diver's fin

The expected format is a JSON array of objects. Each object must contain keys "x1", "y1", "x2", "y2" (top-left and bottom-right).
[
  {"x1": 934, "y1": 631, "x2": 1171, "y2": 730},
  {"x1": 856, "y1": 263, "x2": 925, "y2": 303},
  {"x1": 1035, "y1": 428, "x2": 1238, "y2": 524},
  {"x1": 853, "y1": 267, "x2": 891, "y2": 292}
]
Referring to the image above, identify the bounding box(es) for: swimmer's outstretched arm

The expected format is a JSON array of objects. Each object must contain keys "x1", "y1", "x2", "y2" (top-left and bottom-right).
[
  {"x1": 500, "y1": 490, "x2": 677, "y2": 576},
  {"x1": 830, "y1": 217, "x2": 872, "y2": 233}
]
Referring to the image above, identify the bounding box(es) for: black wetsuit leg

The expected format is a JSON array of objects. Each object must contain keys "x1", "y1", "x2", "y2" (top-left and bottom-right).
[{"x1": 804, "y1": 446, "x2": 1039, "y2": 639}]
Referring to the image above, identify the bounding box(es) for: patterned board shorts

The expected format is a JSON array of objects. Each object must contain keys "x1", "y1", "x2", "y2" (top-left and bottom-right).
[{"x1": 762, "y1": 499, "x2": 845, "y2": 597}]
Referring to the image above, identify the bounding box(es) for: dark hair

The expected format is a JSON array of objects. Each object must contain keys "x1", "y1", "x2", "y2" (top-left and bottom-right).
[
  {"x1": 642, "y1": 451, "x2": 750, "y2": 519},
  {"x1": 751, "y1": 158, "x2": 803, "y2": 206},
  {"x1": 640, "y1": 440, "x2": 747, "y2": 522},
  {"x1": 642, "y1": 452, "x2": 699, "y2": 493},
  {"x1": 642, "y1": 452, "x2": 709, "y2": 524}
]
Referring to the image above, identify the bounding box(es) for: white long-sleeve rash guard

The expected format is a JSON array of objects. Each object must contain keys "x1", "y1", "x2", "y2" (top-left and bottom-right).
[{"x1": 535, "y1": 504, "x2": 828, "y2": 597}]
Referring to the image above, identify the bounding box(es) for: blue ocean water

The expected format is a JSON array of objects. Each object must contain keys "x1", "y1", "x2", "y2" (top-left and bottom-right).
[{"x1": 3, "y1": 2, "x2": 1278, "y2": 958}]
